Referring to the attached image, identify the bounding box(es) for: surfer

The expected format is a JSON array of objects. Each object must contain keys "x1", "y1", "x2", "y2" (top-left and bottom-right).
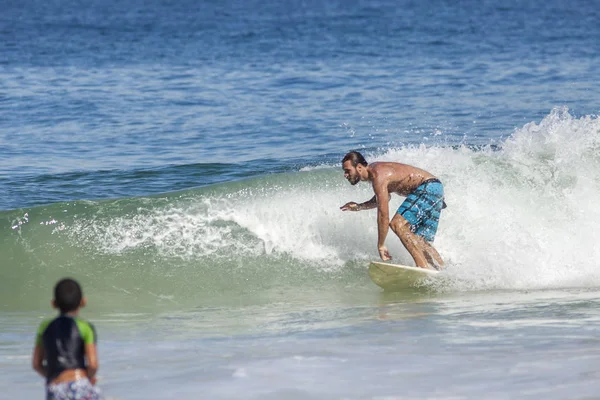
[{"x1": 340, "y1": 151, "x2": 445, "y2": 270}]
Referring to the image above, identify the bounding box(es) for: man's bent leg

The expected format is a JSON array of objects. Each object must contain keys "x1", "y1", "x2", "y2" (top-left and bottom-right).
[
  {"x1": 414, "y1": 236, "x2": 444, "y2": 270},
  {"x1": 389, "y1": 214, "x2": 431, "y2": 269}
]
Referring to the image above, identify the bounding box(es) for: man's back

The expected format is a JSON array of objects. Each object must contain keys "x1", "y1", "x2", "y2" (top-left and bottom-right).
[{"x1": 369, "y1": 162, "x2": 437, "y2": 196}]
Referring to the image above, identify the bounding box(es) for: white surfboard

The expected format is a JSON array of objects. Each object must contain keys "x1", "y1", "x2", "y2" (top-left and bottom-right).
[{"x1": 368, "y1": 261, "x2": 440, "y2": 290}]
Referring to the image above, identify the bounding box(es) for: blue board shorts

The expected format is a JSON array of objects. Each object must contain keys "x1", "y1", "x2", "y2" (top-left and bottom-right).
[{"x1": 396, "y1": 179, "x2": 445, "y2": 243}]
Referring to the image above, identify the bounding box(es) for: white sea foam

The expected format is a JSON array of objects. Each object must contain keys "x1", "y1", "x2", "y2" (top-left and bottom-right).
[{"x1": 61, "y1": 108, "x2": 600, "y2": 290}]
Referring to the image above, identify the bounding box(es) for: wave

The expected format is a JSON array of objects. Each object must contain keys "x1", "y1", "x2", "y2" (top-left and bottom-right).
[{"x1": 3, "y1": 107, "x2": 600, "y2": 311}]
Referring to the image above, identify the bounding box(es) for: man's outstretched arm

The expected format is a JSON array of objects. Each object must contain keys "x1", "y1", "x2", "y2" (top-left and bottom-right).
[{"x1": 340, "y1": 195, "x2": 377, "y2": 211}]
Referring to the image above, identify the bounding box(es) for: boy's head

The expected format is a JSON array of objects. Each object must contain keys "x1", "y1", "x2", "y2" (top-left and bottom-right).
[{"x1": 53, "y1": 278, "x2": 86, "y2": 314}]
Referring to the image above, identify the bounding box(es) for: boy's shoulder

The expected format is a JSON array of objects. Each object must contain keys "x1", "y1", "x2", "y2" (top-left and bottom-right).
[
  {"x1": 35, "y1": 316, "x2": 57, "y2": 344},
  {"x1": 36, "y1": 317, "x2": 54, "y2": 334},
  {"x1": 36, "y1": 315, "x2": 97, "y2": 344},
  {"x1": 73, "y1": 316, "x2": 97, "y2": 344}
]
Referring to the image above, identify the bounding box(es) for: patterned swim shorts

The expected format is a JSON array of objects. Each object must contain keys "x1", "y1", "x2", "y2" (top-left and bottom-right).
[
  {"x1": 46, "y1": 379, "x2": 102, "y2": 400},
  {"x1": 396, "y1": 179, "x2": 445, "y2": 242}
]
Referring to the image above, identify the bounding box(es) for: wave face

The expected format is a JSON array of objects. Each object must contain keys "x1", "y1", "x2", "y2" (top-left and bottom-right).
[{"x1": 3, "y1": 108, "x2": 600, "y2": 311}]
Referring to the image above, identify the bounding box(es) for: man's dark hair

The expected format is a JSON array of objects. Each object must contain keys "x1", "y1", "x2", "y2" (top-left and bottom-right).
[
  {"x1": 342, "y1": 151, "x2": 368, "y2": 167},
  {"x1": 54, "y1": 278, "x2": 83, "y2": 313}
]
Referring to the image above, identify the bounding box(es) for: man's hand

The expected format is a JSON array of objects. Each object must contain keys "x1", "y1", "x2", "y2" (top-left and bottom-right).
[
  {"x1": 340, "y1": 202, "x2": 360, "y2": 211},
  {"x1": 378, "y1": 246, "x2": 392, "y2": 261}
]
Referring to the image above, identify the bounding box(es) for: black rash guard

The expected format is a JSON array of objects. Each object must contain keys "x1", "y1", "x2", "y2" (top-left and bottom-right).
[{"x1": 35, "y1": 315, "x2": 97, "y2": 383}]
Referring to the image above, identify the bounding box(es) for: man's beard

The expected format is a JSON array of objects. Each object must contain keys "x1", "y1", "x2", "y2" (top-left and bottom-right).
[{"x1": 348, "y1": 176, "x2": 359, "y2": 185}]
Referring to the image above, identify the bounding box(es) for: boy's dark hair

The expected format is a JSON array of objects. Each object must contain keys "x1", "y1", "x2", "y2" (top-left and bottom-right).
[
  {"x1": 54, "y1": 278, "x2": 83, "y2": 313},
  {"x1": 342, "y1": 151, "x2": 368, "y2": 167}
]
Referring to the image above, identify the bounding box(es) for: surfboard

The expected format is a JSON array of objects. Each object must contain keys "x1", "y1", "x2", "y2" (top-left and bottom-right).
[{"x1": 368, "y1": 261, "x2": 440, "y2": 290}]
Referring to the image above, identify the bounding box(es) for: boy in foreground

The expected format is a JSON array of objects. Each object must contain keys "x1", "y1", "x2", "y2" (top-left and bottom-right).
[{"x1": 32, "y1": 278, "x2": 101, "y2": 400}]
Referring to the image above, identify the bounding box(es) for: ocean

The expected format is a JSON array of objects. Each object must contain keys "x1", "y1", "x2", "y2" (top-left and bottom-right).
[{"x1": 2, "y1": 0, "x2": 600, "y2": 398}]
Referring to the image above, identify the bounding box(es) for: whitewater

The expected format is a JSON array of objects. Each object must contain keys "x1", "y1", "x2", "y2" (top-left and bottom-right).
[{"x1": 3, "y1": 108, "x2": 600, "y2": 315}]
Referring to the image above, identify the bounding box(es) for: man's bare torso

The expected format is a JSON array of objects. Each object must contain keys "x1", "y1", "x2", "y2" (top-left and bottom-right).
[{"x1": 368, "y1": 162, "x2": 436, "y2": 196}]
